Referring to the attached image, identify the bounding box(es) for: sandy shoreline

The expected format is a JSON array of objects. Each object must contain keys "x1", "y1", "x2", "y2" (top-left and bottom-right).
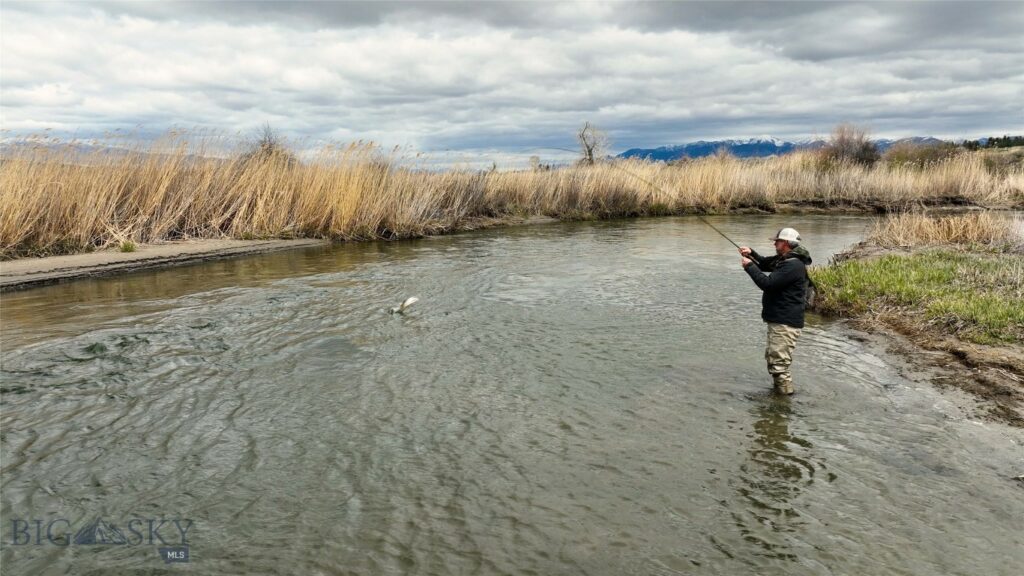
[{"x1": 0, "y1": 238, "x2": 330, "y2": 291}]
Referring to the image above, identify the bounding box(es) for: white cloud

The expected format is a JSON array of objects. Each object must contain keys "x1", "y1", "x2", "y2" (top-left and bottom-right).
[{"x1": 1, "y1": 0, "x2": 1021, "y2": 160}]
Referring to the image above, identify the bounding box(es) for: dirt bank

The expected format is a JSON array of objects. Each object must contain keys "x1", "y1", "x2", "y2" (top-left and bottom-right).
[
  {"x1": 812, "y1": 243, "x2": 1024, "y2": 426},
  {"x1": 0, "y1": 215, "x2": 561, "y2": 291},
  {"x1": 0, "y1": 238, "x2": 330, "y2": 291},
  {"x1": 846, "y1": 314, "x2": 1024, "y2": 426}
]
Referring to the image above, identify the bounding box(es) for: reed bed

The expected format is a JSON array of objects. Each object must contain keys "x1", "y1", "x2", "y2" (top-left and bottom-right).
[
  {"x1": 865, "y1": 212, "x2": 1023, "y2": 249},
  {"x1": 2, "y1": 133, "x2": 1022, "y2": 258}
]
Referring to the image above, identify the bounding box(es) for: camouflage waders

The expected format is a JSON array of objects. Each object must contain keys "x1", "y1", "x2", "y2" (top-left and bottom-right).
[{"x1": 765, "y1": 322, "x2": 801, "y2": 394}]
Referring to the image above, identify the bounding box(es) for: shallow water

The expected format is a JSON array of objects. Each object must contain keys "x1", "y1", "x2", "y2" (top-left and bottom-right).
[{"x1": 2, "y1": 215, "x2": 1022, "y2": 575}]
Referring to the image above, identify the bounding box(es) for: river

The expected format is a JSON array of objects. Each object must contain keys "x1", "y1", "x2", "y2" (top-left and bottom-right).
[{"x1": 2, "y1": 215, "x2": 1022, "y2": 575}]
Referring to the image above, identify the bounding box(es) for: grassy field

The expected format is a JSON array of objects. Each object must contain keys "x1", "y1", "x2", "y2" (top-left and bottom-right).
[
  {"x1": 811, "y1": 213, "x2": 1024, "y2": 345},
  {"x1": 2, "y1": 133, "x2": 1023, "y2": 258}
]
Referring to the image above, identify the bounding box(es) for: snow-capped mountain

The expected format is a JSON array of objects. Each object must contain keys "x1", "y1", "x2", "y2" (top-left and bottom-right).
[
  {"x1": 618, "y1": 137, "x2": 825, "y2": 160},
  {"x1": 618, "y1": 136, "x2": 946, "y2": 161},
  {"x1": 872, "y1": 137, "x2": 946, "y2": 149}
]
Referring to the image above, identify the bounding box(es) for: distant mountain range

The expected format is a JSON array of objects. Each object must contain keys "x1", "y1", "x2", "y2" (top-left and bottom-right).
[{"x1": 618, "y1": 137, "x2": 947, "y2": 161}]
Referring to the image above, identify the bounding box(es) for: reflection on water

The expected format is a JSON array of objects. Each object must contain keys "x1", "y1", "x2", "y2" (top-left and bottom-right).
[
  {"x1": 2, "y1": 215, "x2": 1023, "y2": 575},
  {"x1": 734, "y1": 399, "x2": 816, "y2": 562}
]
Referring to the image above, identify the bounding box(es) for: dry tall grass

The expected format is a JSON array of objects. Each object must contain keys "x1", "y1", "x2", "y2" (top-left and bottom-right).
[
  {"x1": 866, "y1": 212, "x2": 1023, "y2": 248},
  {"x1": 2, "y1": 133, "x2": 1022, "y2": 258}
]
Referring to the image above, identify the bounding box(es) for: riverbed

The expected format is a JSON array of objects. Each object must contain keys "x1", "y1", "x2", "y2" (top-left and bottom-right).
[{"x1": 2, "y1": 215, "x2": 1022, "y2": 575}]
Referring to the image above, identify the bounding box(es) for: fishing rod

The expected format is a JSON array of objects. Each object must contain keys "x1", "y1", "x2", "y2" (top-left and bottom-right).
[{"x1": 524, "y1": 146, "x2": 744, "y2": 250}]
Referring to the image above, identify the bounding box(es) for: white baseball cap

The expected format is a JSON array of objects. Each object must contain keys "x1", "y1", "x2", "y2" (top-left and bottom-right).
[{"x1": 770, "y1": 228, "x2": 802, "y2": 243}]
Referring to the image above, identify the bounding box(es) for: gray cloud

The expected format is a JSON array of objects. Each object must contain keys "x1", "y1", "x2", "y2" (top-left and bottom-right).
[
  {"x1": 618, "y1": 1, "x2": 1024, "y2": 59},
  {"x1": 54, "y1": 1, "x2": 1024, "y2": 60},
  {"x1": 10, "y1": 0, "x2": 581, "y2": 30},
  {"x1": 1, "y1": 1, "x2": 1021, "y2": 165}
]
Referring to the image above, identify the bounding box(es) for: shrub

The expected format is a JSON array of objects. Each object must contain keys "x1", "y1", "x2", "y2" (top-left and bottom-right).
[
  {"x1": 979, "y1": 148, "x2": 1024, "y2": 176},
  {"x1": 883, "y1": 141, "x2": 961, "y2": 168},
  {"x1": 238, "y1": 124, "x2": 298, "y2": 167},
  {"x1": 819, "y1": 123, "x2": 879, "y2": 167}
]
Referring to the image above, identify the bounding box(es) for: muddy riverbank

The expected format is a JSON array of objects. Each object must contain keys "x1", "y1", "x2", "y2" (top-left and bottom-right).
[
  {"x1": 0, "y1": 216, "x2": 566, "y2": 291},
  {"x1": 811, "y1": 240, "x2": 1024, "y2": 426},
  {"x1": 4, "y1": 205, "x2": 1016, "y2": 292},
  {"x1": 0, "y1": 238, "x2": 330, "y2": 291}
]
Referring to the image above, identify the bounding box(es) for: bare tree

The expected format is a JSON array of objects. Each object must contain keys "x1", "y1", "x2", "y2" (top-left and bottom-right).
[{"x1": 577, "y1": 121, "x2": 610, "y2": 166}]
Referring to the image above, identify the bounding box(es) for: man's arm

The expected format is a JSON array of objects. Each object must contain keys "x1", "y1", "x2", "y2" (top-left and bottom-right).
[
  {"x1": 744, "y1": 258, "x2": 804, "y2": 292},
  {"x1": 750, "y1": 250, "x2": 782, "y2": 270}
]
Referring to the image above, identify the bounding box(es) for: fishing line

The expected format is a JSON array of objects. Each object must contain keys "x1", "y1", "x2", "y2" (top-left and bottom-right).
[{"x1": 521, "y1": 146, "x2": 743, "y2": 249}]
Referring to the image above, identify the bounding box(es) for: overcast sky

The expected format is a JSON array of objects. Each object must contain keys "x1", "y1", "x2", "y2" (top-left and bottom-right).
[{"x1": 2, "y1": 0, "x2": 1022, "y2": 163}]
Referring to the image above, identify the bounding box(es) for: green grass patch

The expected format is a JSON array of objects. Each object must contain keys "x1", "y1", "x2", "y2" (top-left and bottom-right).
[{"x1": 811, "y1": 250, "x2": 1024, "y2": 345}]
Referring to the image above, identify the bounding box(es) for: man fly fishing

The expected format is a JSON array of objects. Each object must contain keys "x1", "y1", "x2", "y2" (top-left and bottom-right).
[
  {"x1": 524, "y1": 148, "x2": 816, "y2": 395},
  {"x1": 739, "y1": 228, "x2": 812, "y2": 395}
]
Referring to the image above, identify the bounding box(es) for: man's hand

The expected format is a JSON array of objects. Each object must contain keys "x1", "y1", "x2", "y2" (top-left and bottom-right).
[
  {"x1": 741, "y1": 257, "x2": 752, "y2": 268},
  {"x1": 738, "y1": 246, "x2": 752, "y2": 257}
]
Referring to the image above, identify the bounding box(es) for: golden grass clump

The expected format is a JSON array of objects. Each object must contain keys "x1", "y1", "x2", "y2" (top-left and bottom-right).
[
  {"x1": 866, "y1": 212, "x2": 1023, "y2": 249},
  {"x1": 1, "y1": 131, "x2": 1022, "y2": 259}
]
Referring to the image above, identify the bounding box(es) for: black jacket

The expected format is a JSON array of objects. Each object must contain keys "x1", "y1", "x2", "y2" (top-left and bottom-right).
[{"x1": 744, "y1": 246, "x2": 812, "y2": 328}]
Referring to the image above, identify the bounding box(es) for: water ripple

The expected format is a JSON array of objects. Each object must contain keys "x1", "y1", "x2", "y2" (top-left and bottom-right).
[{"x1": 2, "y1": 216, "x2": 1023, "y2": 575}]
